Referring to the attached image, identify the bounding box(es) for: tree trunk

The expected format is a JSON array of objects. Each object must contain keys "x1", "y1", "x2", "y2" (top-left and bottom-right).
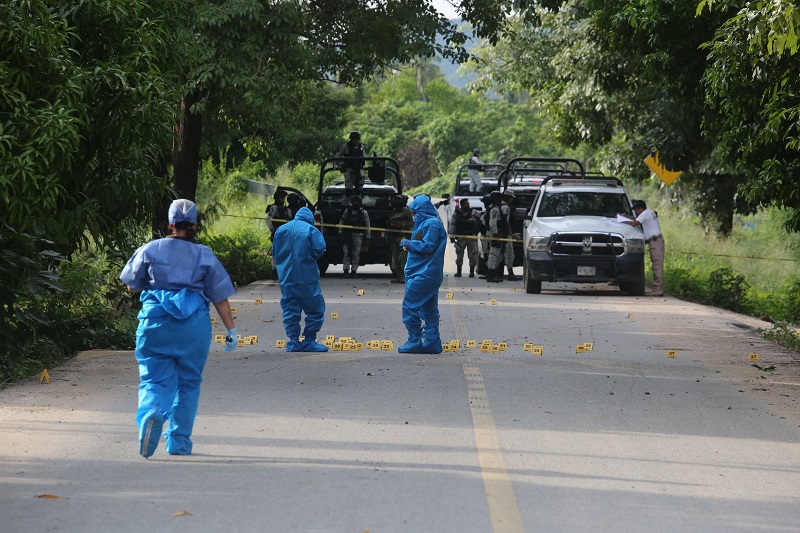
[{"x1": 173, "y1": 90, "x2": 205, "y2": 202}]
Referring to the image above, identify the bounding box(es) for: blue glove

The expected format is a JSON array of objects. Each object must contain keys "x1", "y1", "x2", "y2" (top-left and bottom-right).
[
  {"x1": 225, "y1": 328, "x2": 238, "y2": 352},
  {"x1": 399, "y1": 239, "x2": 411, "y2": 248}
]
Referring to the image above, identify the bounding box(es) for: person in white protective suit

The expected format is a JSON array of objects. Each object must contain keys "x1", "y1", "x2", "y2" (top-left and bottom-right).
[{"x1": 120, "y1": 199, "x2": 237, "y2": 459}]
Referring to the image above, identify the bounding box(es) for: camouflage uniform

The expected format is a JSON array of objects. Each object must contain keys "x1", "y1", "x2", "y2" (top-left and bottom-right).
[{"x1": 387, "y1": 203, "x2": 414, "y2": 282}]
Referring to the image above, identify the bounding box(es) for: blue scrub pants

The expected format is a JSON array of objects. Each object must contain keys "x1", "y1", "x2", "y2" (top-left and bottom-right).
[
  {"x1": 135, "y1": 308, "x2": 211, "y2": 455},
  {"x1": 402, "y1": 277, "x2": 440, "y2": 342},
  {"x1": 281, "y1": 293, "x2": 326, "y2": 341}
]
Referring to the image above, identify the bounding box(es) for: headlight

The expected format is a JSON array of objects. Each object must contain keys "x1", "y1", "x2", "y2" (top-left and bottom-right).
[
  {"x1": 528, "y1": 236, "x2": 550, "y2": 251},
  {"x1": 626, "y1": 238, "x2": 645, "y2": 253}
]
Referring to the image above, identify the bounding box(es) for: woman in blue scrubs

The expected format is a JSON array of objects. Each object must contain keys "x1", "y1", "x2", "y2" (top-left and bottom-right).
[{"x1": 120, "y1": 199, "x2": 237, "y2": 458}]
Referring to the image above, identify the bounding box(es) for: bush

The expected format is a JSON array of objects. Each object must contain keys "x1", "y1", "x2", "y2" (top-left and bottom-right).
[
  {"x1": 201, "y1": 227, "x2": 272, "y2": 286},
  {"x1": 707, "y1": 267, "x2": 749, "y2": 313}
]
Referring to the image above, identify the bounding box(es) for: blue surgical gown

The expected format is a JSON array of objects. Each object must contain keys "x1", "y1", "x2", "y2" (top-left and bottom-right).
[
  {"x1": 403, "y1": 196, "x2": 447, "y2": 344},
  {"x1": 120, "y1": 237, "x2": 235, "y2": 455},
  {"x1": 272, "y1": 207, "x2": 327, "y2": 342}
]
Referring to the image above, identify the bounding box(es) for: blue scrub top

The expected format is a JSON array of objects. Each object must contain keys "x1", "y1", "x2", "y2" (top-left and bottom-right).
[{"x1": 120, "y1": 237, "x2": 235, "y2": 305}]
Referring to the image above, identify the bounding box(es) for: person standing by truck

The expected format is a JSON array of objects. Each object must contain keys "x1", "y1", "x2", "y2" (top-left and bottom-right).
[
  {"x1": 266, "y1": 189, "x2": 292, "y2": 280},
  {"x1": 501, "y1": 189, "x2": 519, "y2": 281},
  {"x1": 387, "y1": 194, "x2": 413, "y2": 283},
  {"x1": 468, "y1": 148, "x2": 484, "y2": 193},
  {"x1": 339, "y1": 194, "x2": 371, "y2": 278},
  {"x1": 336, "y1": 131, "x2": 366, "y2": 200},
  {"x1": 620, "y1": 199, "x2": 665, "y2": 296},
  {"x1": 449, "y1": 198, "x2": 480, "y2": 278},
  {"x1": 484, "y1": 191, "x2": 505, "y2": 283}
]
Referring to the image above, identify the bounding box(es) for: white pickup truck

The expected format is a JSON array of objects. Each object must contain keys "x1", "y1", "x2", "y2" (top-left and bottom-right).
[{"x1": 518, "y1": 176, "x2": 646, "y2": 295}]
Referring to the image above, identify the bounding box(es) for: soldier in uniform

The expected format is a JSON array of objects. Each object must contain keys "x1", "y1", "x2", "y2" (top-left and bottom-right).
[
  {"x1": 501, "y1": 189, "x2": 519, "y2": 281},
  {"x1": 449, "y1": 198, "x2": 480, "y2": 278},
  {"x1": 387, "y1": 194, "x2": 413, "y2": 283},
  {"x1": 266, "y1": 189, "x2": 292, "y2": 280},
  {"x1": 336, "y1": 131, "x2": 366, "y2": 201},
  {"x1": 338, "y1": 195, "x2": 371, "y2": 278},
  {"x1": 484, "y1": 191, "x2": 505, "y2": 283}
]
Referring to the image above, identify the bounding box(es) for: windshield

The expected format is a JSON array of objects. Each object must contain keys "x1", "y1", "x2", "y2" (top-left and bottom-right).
[
  {"x1": 321, "y1": 192, "x2": 393, "y2": 208},
  {"x1": 536, "y1": 191, "x2": 631, "y2": 218}
]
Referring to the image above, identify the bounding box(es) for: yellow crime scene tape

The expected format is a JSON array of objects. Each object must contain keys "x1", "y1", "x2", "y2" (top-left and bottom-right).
[{"x1": 226, "y1": 214, "x2": 524, "y2": 243}]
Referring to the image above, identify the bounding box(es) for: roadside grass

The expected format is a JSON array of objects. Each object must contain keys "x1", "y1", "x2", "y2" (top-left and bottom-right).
[{"x1": 636, "y1": 182, "x2": 800, "y2": 352}]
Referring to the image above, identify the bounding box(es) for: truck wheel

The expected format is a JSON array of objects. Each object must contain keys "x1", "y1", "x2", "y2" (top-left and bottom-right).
[
  {"x1": 524, "y1": 263, "x2": 541, "y2": 294},
  {"x1": 317, "y1": 259, "x2": 329, "y2": 276},
  {"x1": 627, "y1": 262, "x2": 645, "y2": 296}
]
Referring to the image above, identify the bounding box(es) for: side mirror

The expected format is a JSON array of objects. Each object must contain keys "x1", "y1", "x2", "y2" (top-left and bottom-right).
[{"x1": 514, "y1": 207, "x2": 530, "y2": 221}]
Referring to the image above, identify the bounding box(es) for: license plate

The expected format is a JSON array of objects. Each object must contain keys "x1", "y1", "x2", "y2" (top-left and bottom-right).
[{"x1": 577, "y1": 266, "x2": 595, "y2": 276}]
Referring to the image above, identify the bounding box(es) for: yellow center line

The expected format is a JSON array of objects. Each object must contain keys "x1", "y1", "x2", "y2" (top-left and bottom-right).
[{"x1": 449, "y1": 285, "x2": 525, "y2": 533}]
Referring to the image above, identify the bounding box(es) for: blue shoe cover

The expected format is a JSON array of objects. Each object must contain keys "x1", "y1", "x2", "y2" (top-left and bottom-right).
[
  {"x1": 398, "y1": 340, "x2": 424, "y2": 353},
  {"x1": 286, "y1": 339, "x2": 302, "y2": 352},
  {"x1": 421, "y1": 339, "x2": 443, "y2": 354},
  {"x1": 299, "y1": 339, "x2": 328, "y2": 352},
  {"x1": 139, "y1": 409, "x2": 164, "y2": 459},
  {"x1": 166, "y1": 435, "x2": 192, "y2": 456}
]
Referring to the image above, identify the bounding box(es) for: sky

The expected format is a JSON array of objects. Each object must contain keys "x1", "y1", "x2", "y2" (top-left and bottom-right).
[{"x1": 432, "y1": 0, "x2": 459, "y2": 20}]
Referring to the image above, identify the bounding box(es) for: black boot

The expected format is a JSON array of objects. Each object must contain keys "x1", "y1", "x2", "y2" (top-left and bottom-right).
[
  {"x1": 507, "y1": 266, "x2": 519, "y2": 281},
  {"x1": 487, "y1": 270, "x2": 503, "y2": 283},
  {"x1": 454, "y1": 265, "x2": 462, "y2": 277},
  {"x1": 469, "y1": 267, "x2": 475, "y2": 278}
]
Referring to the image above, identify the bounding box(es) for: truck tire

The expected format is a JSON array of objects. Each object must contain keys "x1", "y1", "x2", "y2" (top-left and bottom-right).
[
  {"x1": 627, "y1": 261, "x2": 645, "y2": 296},
  {"x1": 524, "y1": 263, "x2": 542, "y2": 294}
]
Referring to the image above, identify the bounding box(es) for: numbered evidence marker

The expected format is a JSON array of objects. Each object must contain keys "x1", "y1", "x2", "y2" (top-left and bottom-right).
[
  {"x1": 498, "y1": 342, "x2": 508, "y2": 351},
  {"x1": 330, "y1": 312, "x2": 339, "y2": 319},
  {"x1": 39, "y1": 369, "x2": 51, "y2": 384},
  {"x1": 326, "y1": 335, "x2": 335, "y2": 342},
  {"x1": 446, "y1": 293, "x2": 454, "y2": 300},
  {"x1": 480, "y1": 341, "x2": 492, "y2": 353},
  {"x1": 466, "y1": 340, "x2": 477, "y2": 348},
  {"x1": 381, "y1": 341, "x2": 394, "y2": 351},
  {"x1": 576, "y1": 345, "x2": 586, "y2": 353},
  {"x1": 490, "y1": 345, "x2": 501, "y2": 354},
  {"x1": 332, "y1": 342, "x2": 343, "y2": 351},
  {"x1": 230, "y1": 307, "x2": 237, "y2": 313},
  {"x1": 215, "y1": 334, "x2": 225, "y2": 343},
  {"x1": 211, "y1": 317, "x2": 217, "y2": 324},
  {"x1": 667, "y1": 350, "x2": 677, "y2": 358},
  {"x1": 749, "y1": 353, "x2": 759, "y2": 362},
  {"x1": 249, "y1": 335, "x2": 259, "y2": 344},
  {"x1": 531, "y1": 346, "x2": 544, "y2": 356},
  {"x1": 490, "y1": 299, "x2": 497, "y2": 305},
  {"x1": 449, "y1": 340, "x2": 461, "y2": 349},
  {"x1": 254, "y1": 298, "x2": 263, "y2": 305},
  {"x1": 275, "y1": 339, "x2": 286, "y2": 348},
  {"x1": 524, "y1": 343, "x2": 534, "y2": 351},
  {"x1": 583, "y1": 342, "x2": 593, "y2": 351},
  {"x1": 357, "y1": 290, "x2": 365, "y2": 295}
]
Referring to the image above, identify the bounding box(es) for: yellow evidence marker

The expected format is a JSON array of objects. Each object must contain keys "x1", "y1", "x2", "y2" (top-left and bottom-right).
[
  {"x1": 250, "y1": 335, "x2": 259, "y2": 344},
  {"x1": 355, "y1": 343, "x2": 363, "y2": 351},
  {"x1": 333, "y1": 342, "x2": 343, "y2": 351},
  {"x1": 39, "y1": 369, "x2": 51, "y2": 384},
  {"x1": 326, "y1": 335, "x2": 335, "y2": 342},
  {"x1": 237, "y1": 339, "x2": 246, "y2": 347},
  {"x1": 576, "y1": 345, "x2": 586, "y2": 353},
  {"x1": 357, "y1": 290, "x2": 365, "y2": 295},
  {"x1": 446, "y1": 293, "x2": 454, "y2": 299},
  {"x1": 490, "y1": 299, "x2": 497, "y2": 305},
  {"x1": 211, "y1": 317, "x2": 217, "y2": 324},
  {"x1": 667, "y1": 350, "x2": 677, "y2": 358},
  {"x1": 275, "y1": 340, "x2": 286, "y2": 348},
  {"x1": 627, "y1": 313, "x2": 633, "y2": 318},
  {"x1": 230, "y1": 307, "x2": 237, "y2": 313},
  {"x1": 749, "y1": 353, "x2": 759, "y2": 362},
  {"x1": 255, "y1": 299, "x2": 263, "y2": 304},
  {"x1": 531, "y1": 346, "x2": 544, "y2": 356},
  {"x1": 498, "y1": 342, "x2": 508, "y2": 351},
  {"x1": 330, "y1": 312, "x2": 339, "y2": 319},
  {"x1": 490, "y1": 345, "x2": 501, "y2": 354},
  {"x1": 449, "y1": 340, "x2": 461, "y2": 348},
  {"x1": 466, "y1": 340, "x2": 477, "y2": 348},
  {"x1": 524, "y1": 343, "x2": 533, "y2": 351},
  {"x1": 584, "y1": 342, "x2": 593, "y2": 351},
  {"x1": 381, "y1": 341, "x2": 394, "y2": 351},
  {"x1": 214, "y1": 334, "x2": 225, "y2": 343},
  {"x1": 323, "y1": 341, "x2": 334, "y2": 349}
]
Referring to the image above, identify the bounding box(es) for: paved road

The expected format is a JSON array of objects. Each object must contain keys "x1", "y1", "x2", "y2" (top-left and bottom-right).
[{"x1": 2, "y1": 259, "x2": 800, "y2": 532}]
